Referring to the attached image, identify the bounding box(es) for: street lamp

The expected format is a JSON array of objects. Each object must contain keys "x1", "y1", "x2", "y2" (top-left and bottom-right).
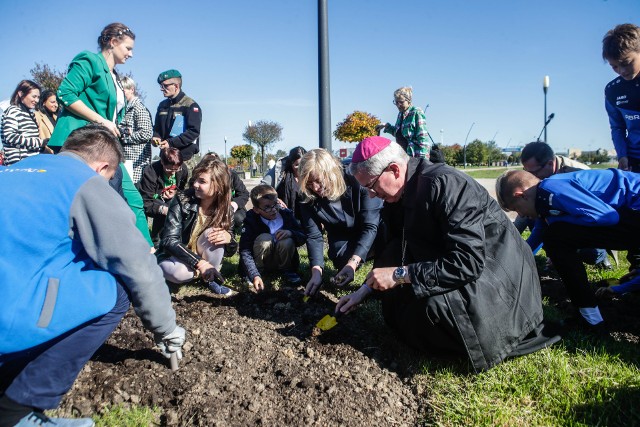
[
  {"x1": 224, "y1": 136, "x2": 227, "y2": 164},
  {"x1": 440, "y1": 129, "x2": 444, "y2": 145},
  {"x1": 463, "y1": 122, "x2": 475, "y2": 169},
  {"x1": 543, "y1": 75, "x2": 549, "y2": 143}
]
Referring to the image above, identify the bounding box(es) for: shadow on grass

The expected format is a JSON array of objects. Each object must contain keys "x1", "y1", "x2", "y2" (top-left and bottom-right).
[{"x1": 572, "y1": 385, "x2": 640, "y2": 426}]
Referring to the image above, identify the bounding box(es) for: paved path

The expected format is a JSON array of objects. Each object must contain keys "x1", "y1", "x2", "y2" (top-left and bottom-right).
[{"x1": 241, "y1": 176, "x2": 516, "y2": 219}]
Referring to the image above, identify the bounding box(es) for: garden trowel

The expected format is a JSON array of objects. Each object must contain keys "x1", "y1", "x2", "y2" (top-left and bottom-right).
[{"x1": 315, "y1": 309, "x2": 345, "y2": 332}]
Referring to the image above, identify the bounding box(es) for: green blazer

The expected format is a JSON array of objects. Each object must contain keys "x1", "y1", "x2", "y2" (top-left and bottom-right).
[{"x1": 49, "y1": 51, "x2": 124, "y2": 147}]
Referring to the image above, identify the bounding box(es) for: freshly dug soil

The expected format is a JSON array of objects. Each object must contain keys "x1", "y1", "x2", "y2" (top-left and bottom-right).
[
  {"x1": 57, "y1": 277, "x2": 639, "y2": 425},
  {"x1": 58, "y1": 287, "x2": 424, "y2": 426}
]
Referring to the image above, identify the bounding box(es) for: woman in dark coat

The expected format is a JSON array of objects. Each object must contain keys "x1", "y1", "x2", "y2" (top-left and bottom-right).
[
  {"x1": 138, "y1": 147, "x2": 188, "y2": 246},
  {"x1": 276, "y1": 146, "x2": 306, "y2": 221},
  {"x1": 298, "y1": 148, "x2": 383, "y2": 297}
]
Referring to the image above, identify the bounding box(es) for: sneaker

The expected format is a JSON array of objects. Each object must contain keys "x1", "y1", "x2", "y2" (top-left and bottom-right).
[
  {"x1": 15, "y1": 412, "x2": 95, "y2": 427},
  {"x1": 283, "y1": 271, "x2": 302, "y2": 285},
  {"x1": 207, "y1": 281, "x2": 236, "y2": 297}
]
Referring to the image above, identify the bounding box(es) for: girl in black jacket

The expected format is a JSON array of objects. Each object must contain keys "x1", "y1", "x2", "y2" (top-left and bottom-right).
[{"x1": 157, "y1": 158, "x2": 237, "y2": 296}]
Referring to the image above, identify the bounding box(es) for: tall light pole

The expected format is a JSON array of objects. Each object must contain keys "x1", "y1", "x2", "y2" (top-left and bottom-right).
[
  {"x1": 543, "y1": 75, "x2": 549, "y2": 143},
  {"x1": 224, "y1": 136, "x2": 227, "y2": 164},
  {"x1": 318, "y1": 0, "x2": 332, "y2": 151},
  {"x1": 463, "y1": 122, "x2": 475, "y2": 169},
  {"x1": 440, "y1": 129, "x2": 444, "y2": 145}
]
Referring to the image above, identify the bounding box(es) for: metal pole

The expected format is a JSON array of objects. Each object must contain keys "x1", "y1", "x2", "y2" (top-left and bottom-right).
[
  {"x1": 543, "y1": 76, "x2": 549, "y2": 143},
  {"x1": 463, "y1": 122, "x2": 475, "y2": 169},
  {"x1": 224, "y1": 136, "x2": 227, "y2": 164},
  {"x1": 318, "y1": 0, "x2": 332, "y2": 151}
]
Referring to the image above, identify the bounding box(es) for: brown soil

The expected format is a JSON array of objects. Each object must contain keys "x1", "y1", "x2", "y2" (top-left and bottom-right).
[{"x1": 56, "y1": 276, "x2": 640, "y2": 426}]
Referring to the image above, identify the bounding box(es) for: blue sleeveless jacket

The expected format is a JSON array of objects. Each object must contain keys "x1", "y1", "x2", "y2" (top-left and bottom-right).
[{"x1": 0, "y1": 155, "x2": 117, "y2": 355}]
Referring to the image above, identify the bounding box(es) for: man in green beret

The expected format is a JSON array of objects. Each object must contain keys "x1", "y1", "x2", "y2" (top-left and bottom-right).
[{"x1": 153, "y1": 69, "x2": 202, "y2": 163}]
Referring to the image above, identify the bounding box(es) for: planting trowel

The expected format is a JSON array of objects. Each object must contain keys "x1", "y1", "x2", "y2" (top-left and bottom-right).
[{"x1": 315, "y1": 309, "x2": 345, "y2": 332}]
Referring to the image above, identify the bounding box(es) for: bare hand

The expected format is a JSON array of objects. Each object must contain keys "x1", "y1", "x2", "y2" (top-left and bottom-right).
[
  {"x1": 158, "y1": 140, "x2": 169, "y2": 150},
  {"x1": 618, "y1": 157, "x2": 629, "y2": 171},
  {"x1": 276, "y1": 198, "x2": 288, "y2": 209},
  {"x1": 162, "y1": 187, "x2": 177, "y2": 200},
  {"x1": 595, "y1": 286, "x2": 614, "y2": 298},
  {"x1": 274, "y1": 229, "x2": 292, "y2": 241},
  {"x1": 253, "y1": 276, "x2": 265, "y2": 292},
  {"x1": 365, "y1": 267, "x2": 398, "y2": 291},
  {"x1": 101, "y1": 120, "x2": 120, "y2": 137},
  {"x1": 207, "y1": 228, "x2": 232, "y2": 245}
]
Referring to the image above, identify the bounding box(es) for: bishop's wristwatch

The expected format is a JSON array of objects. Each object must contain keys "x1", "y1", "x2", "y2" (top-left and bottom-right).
[{"x1": 393, "y1": 266, "x2": 408, "y2": 285}]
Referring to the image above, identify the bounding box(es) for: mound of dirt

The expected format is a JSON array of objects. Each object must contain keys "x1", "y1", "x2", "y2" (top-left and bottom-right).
[
  {"x1": 56, "y1": 276, "x2": 640, "y2": 425},
  {"x1": 58, "y1": 288, "x2": 424, "y2": 425}
]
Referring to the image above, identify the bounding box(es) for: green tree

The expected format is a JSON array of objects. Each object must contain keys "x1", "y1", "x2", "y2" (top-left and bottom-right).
[
  {"x1": 465, "y1": 139, "x2": 486, "y2": 166},
  {"x1": 230, "y1": 144, "x2": 254, "y2": 170},
  {"x1": 485, "y1": 140, "x2": 504, "y2": 166},
  {"x1": 243, "y1": 120, "x2": 283, "y2": 173},
  {"x1": 275, "y1": 149, "x2": 287, "y2": 159},
  {"x1": 30, "y1": 63, "x2": 66, "y2": 92},
  {"x1": 441, "y1": 144, "x2": 462, "y2": 166},
  {"x1": 334, "y1": 111, "x2": 381, "y2": 143}
]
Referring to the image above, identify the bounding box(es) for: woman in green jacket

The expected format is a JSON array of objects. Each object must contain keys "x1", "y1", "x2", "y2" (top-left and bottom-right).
[{"x1": 49, "y1": 23, "x2": 152, "y2": 246}]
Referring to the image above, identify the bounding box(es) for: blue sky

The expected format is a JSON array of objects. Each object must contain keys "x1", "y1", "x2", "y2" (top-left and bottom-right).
[{"x1": 0, "y1": 0, "x2": 636, "y2": 157}]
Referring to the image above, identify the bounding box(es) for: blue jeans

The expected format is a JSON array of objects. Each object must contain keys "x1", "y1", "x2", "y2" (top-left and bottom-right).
[{"x1": 0, "y1": 283, "x2": 129, "y2": 410}]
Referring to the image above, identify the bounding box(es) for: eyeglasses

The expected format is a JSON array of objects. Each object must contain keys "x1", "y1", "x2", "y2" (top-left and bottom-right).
[
  {"x1": 160, "y1": 82, "x2": 177, "y2": 90},
  {"x1": 363, "y1": 163, "x2": 392, "y2": 195},
  {"x1": 523, "y1": 162, "x2": 546, "y2": 176},
  {"x1": 393, "y1": 99, "x2": 408, "y2": 105},
  {"x1": 259, "y1": 203, "x2": 278, "y2": 213}
]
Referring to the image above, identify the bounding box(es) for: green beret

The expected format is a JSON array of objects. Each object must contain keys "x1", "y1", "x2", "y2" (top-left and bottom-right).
[{"x1": 157, "y1": 69, "x2": 182, "y2": 83}]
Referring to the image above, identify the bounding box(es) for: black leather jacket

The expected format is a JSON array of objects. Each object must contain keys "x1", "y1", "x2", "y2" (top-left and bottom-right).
[{"x1": 157, "y1": 189, "x2": 237, "y2": 269}]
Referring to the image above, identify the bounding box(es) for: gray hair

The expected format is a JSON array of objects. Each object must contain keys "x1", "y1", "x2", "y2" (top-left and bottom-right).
[
  {"x1": 349, "y1": 141, "x2": 409, "y2": 176},
  {"x1": 393, "y1": 86, "x2": 412, "y2": 103},
  {"x1": 120, "y1": 76, "x2": 136, "y2": 92}
]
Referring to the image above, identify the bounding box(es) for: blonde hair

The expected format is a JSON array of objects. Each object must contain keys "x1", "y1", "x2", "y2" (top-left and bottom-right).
[
  {"x1": 120, "y1": 76, "x2": 136, "y2": 92},
  {"x1": 393, "y1": 86, "x2": 413, "y2": 103},
  {"x1": 298, "y1": 148, "x2": 346, "y2": 202}
]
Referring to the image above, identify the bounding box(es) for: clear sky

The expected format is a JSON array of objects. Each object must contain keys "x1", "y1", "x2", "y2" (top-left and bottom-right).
[{"x1": 0, "y1": 0, "x2": 636, "y2": 157}]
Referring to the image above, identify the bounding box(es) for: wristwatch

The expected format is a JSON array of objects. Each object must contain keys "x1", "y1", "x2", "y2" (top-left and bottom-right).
[{"x1": 393, "y1": 266, "x2": 408, "y2": 285}]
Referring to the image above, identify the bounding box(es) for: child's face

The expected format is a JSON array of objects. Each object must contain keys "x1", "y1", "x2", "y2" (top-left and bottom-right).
[
  {"x1": 254, "y1": 197, "x2": 278, "y2": 220},
  {"x1": 607, "y1": 51, "x2": 640, "y2": 81}
]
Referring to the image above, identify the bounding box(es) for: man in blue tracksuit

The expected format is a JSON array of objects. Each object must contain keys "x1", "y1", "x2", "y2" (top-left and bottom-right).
[
  {"x1": 496, "y1": 168, "x2": 640, "y2": 330},
  {"x1": 0, "y1": 125, "x2": 185, "y2": 427}
]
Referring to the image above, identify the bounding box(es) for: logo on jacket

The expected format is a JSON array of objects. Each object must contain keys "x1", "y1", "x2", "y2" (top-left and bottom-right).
[
  {"x1": 0, "y1": 168, "x2": 47, "y2": 174},
  {"x1": 625, "y1": 114, "x2": 640, "y2": 120}
]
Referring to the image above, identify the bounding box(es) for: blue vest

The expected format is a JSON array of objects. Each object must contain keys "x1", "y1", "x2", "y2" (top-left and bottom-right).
[{"x1": 0, "y1": 155, "x2": 117, "y2": 355}]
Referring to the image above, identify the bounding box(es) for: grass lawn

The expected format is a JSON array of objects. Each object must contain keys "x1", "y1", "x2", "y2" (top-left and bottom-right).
[{"x1": 459, "y1": 162, "x2": 617, "y2": 180}]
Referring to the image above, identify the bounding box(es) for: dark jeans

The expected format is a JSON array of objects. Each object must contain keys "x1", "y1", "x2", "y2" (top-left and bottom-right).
[
  {"x1": 543, "y1": 209, "x2": 640, "y2": 308},
  {"x1": 0, "y1": 283, "x2": 130, "y2": 410}
]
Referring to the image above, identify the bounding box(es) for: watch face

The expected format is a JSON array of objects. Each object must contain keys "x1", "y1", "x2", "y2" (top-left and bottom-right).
[{"x1": 393, "y1": 267, "x2": 406, "y2": 283}]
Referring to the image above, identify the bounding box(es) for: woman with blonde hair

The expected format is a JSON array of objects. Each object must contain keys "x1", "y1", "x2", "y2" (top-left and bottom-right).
[
  {"x1": 298, "y1": 148, "x2": 383, "y2": 297},
  {"x1": 376, "y1": 86, "x2": 430, "y2": 158},
  {"x1": 119, "y1": 75, "x2": 153, "y2": 183},
  {"x1": 157, "y1": 157, "x2": 238, "y2": 296}
]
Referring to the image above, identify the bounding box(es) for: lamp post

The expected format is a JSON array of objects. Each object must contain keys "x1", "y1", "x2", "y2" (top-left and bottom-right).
[
  {"x1": 440, "y1": 129, "x2": 444, "y2": 145},
  {"x1": 463, "y1": 122, "x2": 475, "y2": 169},
  {"x1": 543, "y1": 75, "x2": 549, "y2": 143},
  {"x1": 224, "y1": 136, "x2": 227, "y2": 164}
]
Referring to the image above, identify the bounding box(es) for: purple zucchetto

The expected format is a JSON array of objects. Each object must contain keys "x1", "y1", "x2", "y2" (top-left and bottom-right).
[{"x1": 352, "y1": 136, "x2": 392, "y2": 163}]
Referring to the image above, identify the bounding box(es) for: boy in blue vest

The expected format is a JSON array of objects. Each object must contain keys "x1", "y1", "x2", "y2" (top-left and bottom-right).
[
  {"x1": 239, "y1": 184, "x2": 306, "y2": 291},
  {"x1": 496, "y1": 168, "x2": 640, "y2": 331},
  {"x1": 0, "y1": 125, "x2": 185, "y2": 427}
]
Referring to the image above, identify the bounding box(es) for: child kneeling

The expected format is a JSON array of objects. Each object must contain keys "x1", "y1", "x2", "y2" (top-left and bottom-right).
[{"x1": 240, "y1": 184, "x2": 306, "y2": 291}]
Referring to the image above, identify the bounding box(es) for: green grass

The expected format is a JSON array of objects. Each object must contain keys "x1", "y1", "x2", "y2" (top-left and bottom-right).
[
  {"x1": 96, "y1": 234, "x2": 639, "y2": 426},
  {"x1": 460, "y1": 167, "x2": 513, "y2": 179}
]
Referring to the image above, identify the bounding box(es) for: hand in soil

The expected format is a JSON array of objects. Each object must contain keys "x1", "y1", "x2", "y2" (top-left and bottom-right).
[{"x1": 332, "y1": 264, "x2": 355, "y2": 287}]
